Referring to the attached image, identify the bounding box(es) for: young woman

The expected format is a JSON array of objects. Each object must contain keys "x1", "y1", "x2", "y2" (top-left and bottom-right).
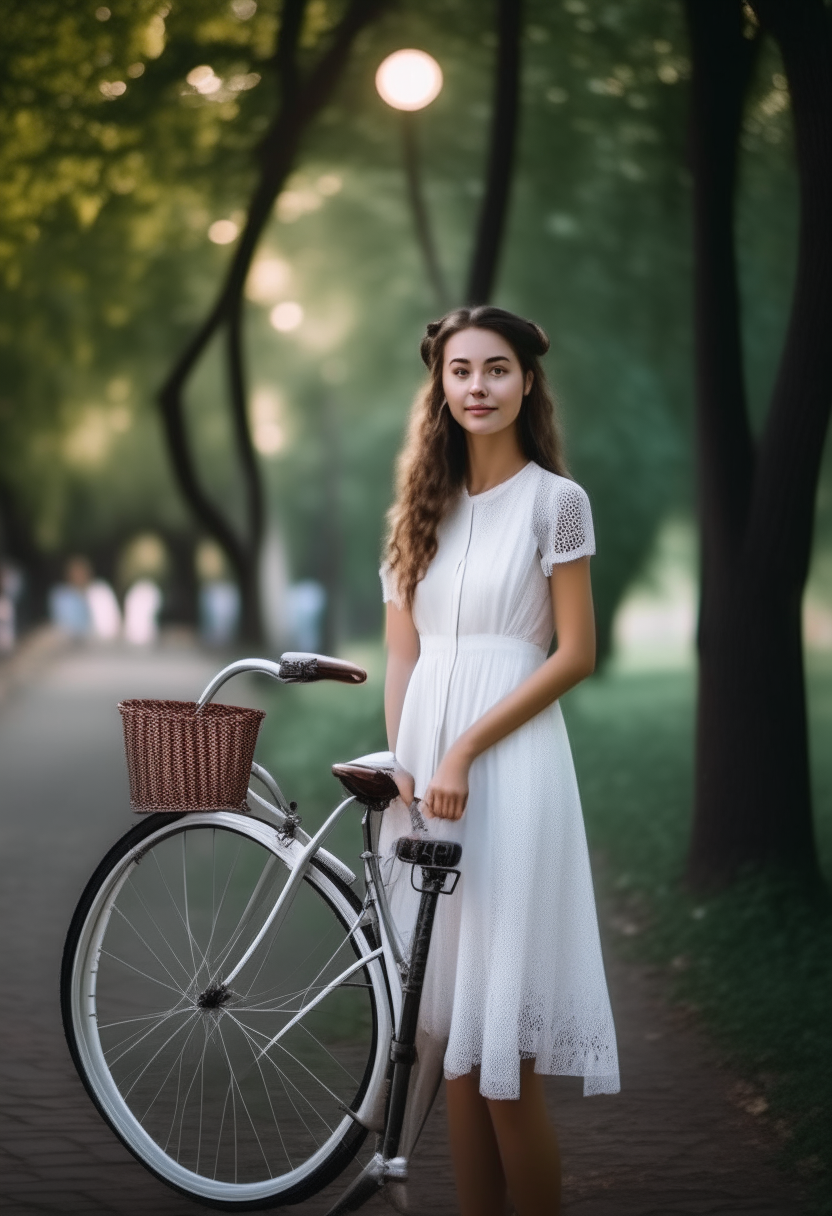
[{"x1": 379, "y1": 306, "x2": 619, "y2": 1215}]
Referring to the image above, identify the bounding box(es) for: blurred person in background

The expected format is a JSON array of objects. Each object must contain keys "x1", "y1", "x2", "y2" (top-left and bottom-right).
[
  {"x1": 0, "y1": 562, "x2": 22, "y2": 653},
  {"x1": 87, "y1": 577, "x2": 122, "y2": 641},
  {"x1": 49, "y1": 556, "x2": 93, "y2": 638},
  {"x1": 123, "y1": 579, "x2": 162, "y2": 645},
  {"x1": 48, "y1": 556, "x2": 122, "y2": 642},
  {"x1": 286, "y1": 578, "x2": 326, "y2": 652},
  {"x1": 196, "y1": 539, "x2": 240, "y2": 647}
]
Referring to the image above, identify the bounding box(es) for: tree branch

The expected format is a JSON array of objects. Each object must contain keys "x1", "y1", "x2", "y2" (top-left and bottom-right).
[{"x1": 465, "y1": 0, "x2": 523, "y2": 305}]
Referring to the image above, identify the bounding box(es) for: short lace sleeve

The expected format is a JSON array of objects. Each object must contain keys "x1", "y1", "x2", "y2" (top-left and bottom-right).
[
  {"x1": 379, "y1": 562, "x2": 403, "y2": 610},
  {"x1": 533, "y1": 475, "x2": 595, "y2": 575}
]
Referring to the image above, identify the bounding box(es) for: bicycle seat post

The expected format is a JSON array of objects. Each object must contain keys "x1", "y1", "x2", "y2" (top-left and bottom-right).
[{"x1": 381, "y1": 837, "x2": 462, "y2": 1162}]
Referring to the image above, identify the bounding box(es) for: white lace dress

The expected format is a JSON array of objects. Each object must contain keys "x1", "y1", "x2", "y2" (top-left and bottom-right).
[{"x1": 380, "y1": 460, "x2": 620, "y2": 1101}]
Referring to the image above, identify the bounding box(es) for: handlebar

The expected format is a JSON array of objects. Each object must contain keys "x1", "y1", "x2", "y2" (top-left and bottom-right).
[{"x1": 196, "y1": 651, "x2": 367, "y2": 710}]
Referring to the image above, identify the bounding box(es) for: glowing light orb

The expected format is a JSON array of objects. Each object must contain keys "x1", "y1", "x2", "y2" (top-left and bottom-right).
[
  {"x1": 208, "y1": 219, "x2": 239, "y2": 245},
  {"x1": 270, "y1": 301, "x2": 303, "y2": 332},
  {"x1": 375, "y1": 49, "x2": 443, "y2": 112}
]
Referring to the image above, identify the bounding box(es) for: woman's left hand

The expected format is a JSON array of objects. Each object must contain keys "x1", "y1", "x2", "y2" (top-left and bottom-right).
[{"x1": 423, "y1": 747, "x2": 471, "y2": 821}]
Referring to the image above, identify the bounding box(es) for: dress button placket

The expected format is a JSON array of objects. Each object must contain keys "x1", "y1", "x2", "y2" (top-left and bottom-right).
[{"x1": 430, "y1": 497, "x2": 475, "y2": 775}]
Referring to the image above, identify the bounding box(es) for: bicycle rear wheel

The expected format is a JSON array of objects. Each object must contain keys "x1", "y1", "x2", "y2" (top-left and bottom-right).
[{"x1": 62, "y1": 812, "x2": 391, "y2": 1210}]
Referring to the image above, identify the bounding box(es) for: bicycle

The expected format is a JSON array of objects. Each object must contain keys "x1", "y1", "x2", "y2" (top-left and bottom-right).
[{"x1": 61, "y1": 652, "x2": 462, "y2": 1213}]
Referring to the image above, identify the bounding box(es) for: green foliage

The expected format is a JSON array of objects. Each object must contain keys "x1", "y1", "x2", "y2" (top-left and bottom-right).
[{"x1": 0, "y1": 0, "x2": 287, "y2": 557}]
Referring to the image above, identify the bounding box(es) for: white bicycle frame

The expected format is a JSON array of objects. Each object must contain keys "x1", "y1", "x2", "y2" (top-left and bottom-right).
[{"x1": 196, "y1": 658, "x2": 416, "y2": 1143}]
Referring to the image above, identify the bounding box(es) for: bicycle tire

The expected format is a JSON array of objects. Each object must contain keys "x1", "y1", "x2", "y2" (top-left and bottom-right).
[{"x1": 61, "y1": 812, "x2": 391, "y2": 1210}]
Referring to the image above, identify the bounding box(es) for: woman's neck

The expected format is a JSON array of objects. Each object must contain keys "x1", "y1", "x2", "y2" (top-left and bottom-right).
[{"x1": 465, "y1": 430, "x2": 528, "y2": 496}]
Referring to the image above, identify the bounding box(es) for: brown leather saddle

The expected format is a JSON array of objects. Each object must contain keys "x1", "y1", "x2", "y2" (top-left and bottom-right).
[{"x1": 331, "y1": 762, "x2": 399, "y2": 808}]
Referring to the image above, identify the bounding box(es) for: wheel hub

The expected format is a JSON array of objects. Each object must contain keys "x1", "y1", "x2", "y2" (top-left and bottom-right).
[{"x1": 197, "y1": 981, "x2": 232, "y2": 1010}]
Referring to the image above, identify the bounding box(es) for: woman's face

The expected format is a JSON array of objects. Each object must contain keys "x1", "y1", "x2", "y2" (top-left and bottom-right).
[{"x1": 441, "y1": 327, "x2": 533, "y2": 438}]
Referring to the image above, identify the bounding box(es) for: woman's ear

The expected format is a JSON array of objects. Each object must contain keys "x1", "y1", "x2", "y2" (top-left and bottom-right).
[{"x1": 524, "y1": 370, "x2": 534, "y2": 397}]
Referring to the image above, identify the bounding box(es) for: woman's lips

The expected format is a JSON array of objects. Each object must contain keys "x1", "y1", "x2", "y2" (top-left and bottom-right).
[{"x1": 465, "y1": 405, "x2": 496, "y2": 414}]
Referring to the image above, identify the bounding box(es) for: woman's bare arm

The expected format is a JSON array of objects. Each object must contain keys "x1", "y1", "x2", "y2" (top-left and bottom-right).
[
  {"x1": 423, "y1": 557, "x2": 595, "y2": 821},
  {"x1": 384, "y1": 600, "x2": 420, "y2": 803}
]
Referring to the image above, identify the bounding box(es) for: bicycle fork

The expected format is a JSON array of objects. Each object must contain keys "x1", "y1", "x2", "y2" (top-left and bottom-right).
[{"x1": 327, "y1": 835, "x2": 462, "y2": 1215}]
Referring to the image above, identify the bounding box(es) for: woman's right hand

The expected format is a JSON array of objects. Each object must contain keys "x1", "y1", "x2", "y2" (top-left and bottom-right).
[{"x1": 392, "y1": 762, "x2": 415, "y2": 807}]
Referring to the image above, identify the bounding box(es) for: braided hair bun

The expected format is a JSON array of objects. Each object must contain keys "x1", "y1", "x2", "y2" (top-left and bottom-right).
[{"x1": 420, "y1": 306, "x2": 550, "y2": 368}]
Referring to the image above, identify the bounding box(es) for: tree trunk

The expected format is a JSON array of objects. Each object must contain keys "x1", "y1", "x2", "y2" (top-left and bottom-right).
[
  {"x1": 401, "y1": 112, "x2": 450, "y2": 310},
  {"x1": 318, "y1": 393, "x2": 343, "y2": 655},
  {"x1": 0, "y1": 473, "x2": 50, "y2": 628},
  {"x1": 686, "y1": 0, "x2": 832, "y2": 885},
  {"x1": 465, "y1": 0, "x2": 523, "y2": 305},
  {"x1": 158, "y1": 0, "x2": 390, "y2": 641}
]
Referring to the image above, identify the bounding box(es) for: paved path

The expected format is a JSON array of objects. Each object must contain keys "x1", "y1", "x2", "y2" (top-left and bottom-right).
[{"x1": 0, "y1": 640, "x2": 805, "y2": 1215}]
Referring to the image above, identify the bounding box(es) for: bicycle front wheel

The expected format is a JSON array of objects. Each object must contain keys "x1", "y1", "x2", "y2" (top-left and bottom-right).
[{"x1": 62, "y1": 812, "x2": 391, "y2": 1210}]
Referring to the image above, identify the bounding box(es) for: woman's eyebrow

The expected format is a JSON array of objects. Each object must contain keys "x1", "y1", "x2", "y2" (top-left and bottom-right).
[{"x1": 448, "y1": 354, "x2": 511, "y2": 365}]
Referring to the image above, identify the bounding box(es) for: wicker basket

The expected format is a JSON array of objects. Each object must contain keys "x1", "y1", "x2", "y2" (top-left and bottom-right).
[{"x1": 118, "y1": 699, "x2": 266, "y2": 813}]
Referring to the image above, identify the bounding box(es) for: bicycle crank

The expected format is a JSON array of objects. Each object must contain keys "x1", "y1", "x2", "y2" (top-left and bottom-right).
[{"x1": 325, "y1": 1152, "x2": 407, "y2": 1214}]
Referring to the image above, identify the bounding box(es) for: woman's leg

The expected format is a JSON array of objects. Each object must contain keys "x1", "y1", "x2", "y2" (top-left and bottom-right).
[
  {"x1": 446, "y1": 1071, "x2": 509, "y2": 1216},
  {"x1": 486, "y1": 1060, "x2": 561, "y2": 1216}
]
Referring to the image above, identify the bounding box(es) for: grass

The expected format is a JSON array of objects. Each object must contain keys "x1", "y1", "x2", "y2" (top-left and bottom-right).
[{"x1": 257, "y1": 643, "x2": 832, "y2": 1212}]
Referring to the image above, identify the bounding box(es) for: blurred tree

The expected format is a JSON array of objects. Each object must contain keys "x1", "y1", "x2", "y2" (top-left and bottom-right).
[
  {"x1": 159, "y1": 0, "x2": 391, "y2": 641},
  {"x1": 685, "y1": 0, "x2": 832, "y2": 884}
]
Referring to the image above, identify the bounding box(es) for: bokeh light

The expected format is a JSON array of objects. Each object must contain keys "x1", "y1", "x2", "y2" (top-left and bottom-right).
[
  {"x1": 250, "y1": 387, "x2": 285, "y2": 455},
  {"x1": 375, "y1": 49, "x2": 443, "y2": 112},
  {"x1": 246, "y1": 256, "x2": 291, "y2": 303},
  {"x1": 269, "y1": 301, "x2": 303, "y2": 332},
  {"x1": 208, "y1": 219, "x2": 239, "y2": 245},
  {"x1": 187, "y1": 65, "x2": 222, "y2": 95}
]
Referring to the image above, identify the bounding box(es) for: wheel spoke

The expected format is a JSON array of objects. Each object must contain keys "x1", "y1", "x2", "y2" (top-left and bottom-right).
[
  {"x1": 139, "y1": 1014, "x2": 202, "y2": 1128},
  {"x1": 99, "y1": 948, "x2": 186, "y2": 998},
  {"x1": 207, "y1": 853, "x2": 280, "y2": 984},
  {"x1": 149, "y1": 847, "x2": 211, "y2": 978},
  {"x1": 229, "y1": 1012, "x2": 345, "y2": 1119},
  {"x1": 102, "y1": 1001, "x2": 191, "y2": 1061},
  {"x1": 215, "y1": 1018, "x2": 272, "y2": 1181},
  {"x1": 120, "y1": 1011, "x2": 199, "y2": 1100},
  {"x1": 124, "y1": 871, "x2": 201, "y2": 989},
  {"x1": 203, "y1": 833, "x2": 243, "y2": 971},
  {"x1": 181, "y1": 832, "x2": 199, "y2": 981},
  {"x1": 110, "y1": 905, "x2": 192, "y2": 996}
]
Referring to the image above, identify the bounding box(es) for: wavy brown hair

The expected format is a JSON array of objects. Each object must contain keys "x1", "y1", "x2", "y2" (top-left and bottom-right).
[{"x1": 384, "y1": 305, "x2": 569, "y2": 609}]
